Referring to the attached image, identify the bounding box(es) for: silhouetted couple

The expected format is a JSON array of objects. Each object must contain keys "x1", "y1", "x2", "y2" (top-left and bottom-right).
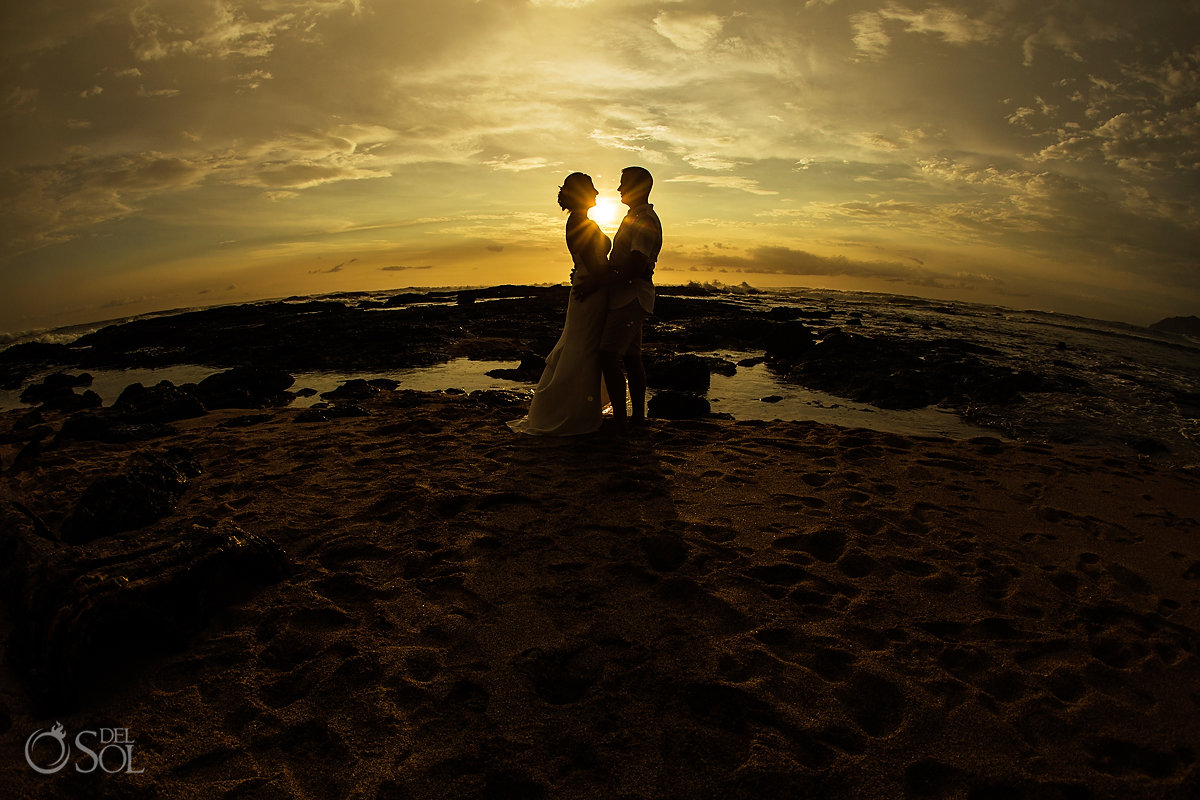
[{"x1": 509, "y1": 167, "x2": 662, "y2": 436}]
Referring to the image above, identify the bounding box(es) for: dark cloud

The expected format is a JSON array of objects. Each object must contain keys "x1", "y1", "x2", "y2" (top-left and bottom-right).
[{"x1": 310, "y1": 257, "x2": 358, "y2": 275}]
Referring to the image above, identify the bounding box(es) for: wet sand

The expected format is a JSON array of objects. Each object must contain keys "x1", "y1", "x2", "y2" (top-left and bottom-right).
[{"x1": 1, "y1": 390, "x2": 1198, "y2": 798}]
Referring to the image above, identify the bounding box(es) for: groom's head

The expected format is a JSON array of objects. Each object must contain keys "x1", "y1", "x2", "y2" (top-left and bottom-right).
[{"x1": 619, "y1": 166, "x2": 653, "y2": 207}]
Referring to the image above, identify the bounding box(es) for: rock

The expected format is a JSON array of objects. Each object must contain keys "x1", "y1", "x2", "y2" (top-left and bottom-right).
[
  {"x1": 294, "y1": 403, "x2": 370, "y2": 423},
  {"x1": 763, "y1": 321, "x2": 815, "y2": 362},
  {"x1": 20, "y1": 371, "x2": 93, "y2": 399},
  {"x1": 704, "y1": 357, "x2": 738, "y2": 377},
  {"x1": 60, "y1": 448, "x2": 202, "y2": 544},
  {"x1": 0, "y1": 420, "x2": 53, "y2": 447},
  {"x1": 773, "y1": 329, "x2": 1053, "y2": 411},
  {"x1": 321, "y1": 379, "x2": 380, "y2": 400},
  {"x1": 1149, "y1": 315, "x2": 1200, "y2": 336},
  {"x1": 648, "y1": 390, "x2": 711, "y2": 419},
  {"x1": 196, "y1": 366, "x2": 295, "y2": 409},
  {"x1": 20, "y1": 374, "x2": 102, "y2": 412},
  {"x1": 218, "y1": 414, "x2": 276, "y2": 429},
  {"x1": 646, "y1": 354, "x2": 712, "y2": 391},
  {"x1": 468, "y1": 389, "x2": 528, "y2": 407},
  {"x1": 761, "y1": 395, "x2": 784, "y2": 403},
  {"x1": 13, "y1": 409, "x2": 45, "y2": 430},
  {"x1": 113, "y1": 380, "x2": 207, "y2": 422},
  {"x1": 767, "y1": 306, "x2": 832, "y2": 322},
  {"x1": 0, "y1": 342, "x2": 74, "y2": 390},
  {"x1": 56, "y1": 412, "x2": 177, "y2": 444},
  {"x1": 1131, "y1": 437, "x2": 1170, "y2": 455},
  {"x1": 320, "y1": 378, "x2": 399, "y2": 400},
  {"x1": 486, "y1": 353, "x2": 546, "y2": 382},
  {"x1": 1, "y1": 514, "x2": 288, "y2": 711}
]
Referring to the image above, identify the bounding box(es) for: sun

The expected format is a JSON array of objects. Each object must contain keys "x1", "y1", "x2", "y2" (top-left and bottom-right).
[{"x1": 591, "y1": 195, "x2": 623, "y2": 228}]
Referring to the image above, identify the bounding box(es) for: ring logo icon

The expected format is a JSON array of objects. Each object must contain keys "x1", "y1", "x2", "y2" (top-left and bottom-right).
[
  {"x1": 24, "y1": 723, "x2": 144, "y2": 775},
  {"x1": 25, "y1": 722, "x2": 70, "y2": 775}
]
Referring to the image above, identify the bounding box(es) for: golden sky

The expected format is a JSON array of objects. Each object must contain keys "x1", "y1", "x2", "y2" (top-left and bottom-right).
[{"x1": 2, "y1": 0, "x2": 1198, "y2": 334}]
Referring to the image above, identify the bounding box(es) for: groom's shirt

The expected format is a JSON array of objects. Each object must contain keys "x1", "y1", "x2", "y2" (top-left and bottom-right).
[{"x1": 609, "y1": 202, "x2": 661, "y2": 314}]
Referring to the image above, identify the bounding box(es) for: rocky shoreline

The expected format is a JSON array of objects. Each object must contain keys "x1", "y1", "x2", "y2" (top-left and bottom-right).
[{"x1": 6, "y1": 284, "x2": 1195, "y2": 464}]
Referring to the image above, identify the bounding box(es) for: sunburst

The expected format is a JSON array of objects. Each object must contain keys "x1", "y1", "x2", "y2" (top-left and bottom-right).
[{"x1": 591, "y1": 195, "x2": 623, "y2": 229}]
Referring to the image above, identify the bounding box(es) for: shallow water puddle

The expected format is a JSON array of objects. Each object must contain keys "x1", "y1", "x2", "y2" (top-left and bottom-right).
[{"x1": 3, "y1": 356, "x2": 1000, "y2": 440}]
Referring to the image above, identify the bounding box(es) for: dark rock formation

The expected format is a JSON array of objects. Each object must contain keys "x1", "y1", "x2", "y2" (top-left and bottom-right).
[
  {"x1": 763, "y1": 322, "x2": 815, "y2": 362},
  {"x1": 770, "y1": 329, "x2": 1051, "y2": 410},
  {"x1": 1, "y1": 509, "x2": 288, "y2": 711},
  {"x1": 113, "y1": 380, "x2": 207, "y2": 423},
  {"x1": 1150, "y1": 315, "x2": 1200, "y2": 336},
  {"x1": 1, "y1": 409, "x2": 53, "y2": 447},
  {"x1": 0, "y1": 343, "x2": 74, "y2": 390},
  {"x1": 468, "y1": 389, "x2": 528, "y2": 408},
  {"x1": 647, "y1": 354, "x2": 712, "y2": 391},
  {"x1": 196, "y1": 366, "x2": 295, "y2": 409},
  {"x1": 767, "y1": 306, "x2": 834, "y2": 322},
  {"x1": 56, "y1": 413, "x2": 177, "y2": 445},
  {"x1": 320, "y1": 377, "x2": 400, "y2": 401},
  {"x1": 485, "y1": 353, "x2": 546, "y2": 382},
  {"x1": 19, "y1": 373, "x2": 101, "y2": 412},
  {"x1": 294, "y1": 403, "x2": 370, "y2": 423},
  {"x1": 60, "y1": 448, "x2": 202, "y2": 544},
  {"x1": 648, "y1": 390, "x2": 711, "y2": 419}
]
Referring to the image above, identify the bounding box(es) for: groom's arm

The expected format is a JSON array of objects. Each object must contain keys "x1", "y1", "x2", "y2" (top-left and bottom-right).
[{"x1": 613, "y1": 249, "x2": 652, "y2": 281}]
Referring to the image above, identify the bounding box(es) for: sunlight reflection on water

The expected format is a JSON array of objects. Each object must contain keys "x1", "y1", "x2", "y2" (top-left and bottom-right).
[{"x1": 2, "y1": 356, "x2": 1000, "y2": 440}]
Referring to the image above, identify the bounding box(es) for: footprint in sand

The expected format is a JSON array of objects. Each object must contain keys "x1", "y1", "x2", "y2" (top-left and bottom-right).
[
  {"x1": 515, "y1": 639, "x2": 643, "y2": 706},
  {"x1": 836, "y1": 671, "x2": 906, "y2": 737},
  {"x1": 771, "y1": 528, "x2": 847, "y2": 562}
]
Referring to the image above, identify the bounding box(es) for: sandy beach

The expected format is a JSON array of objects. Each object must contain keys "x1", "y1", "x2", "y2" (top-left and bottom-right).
[{"x1": 2, "y1": 387, "x2": 1197, "y2": 799}]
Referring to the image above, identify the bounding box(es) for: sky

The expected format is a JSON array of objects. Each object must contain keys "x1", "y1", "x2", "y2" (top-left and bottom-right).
[{"x1": 2, "y1": 0, "x2": 1198, "y2": 336}]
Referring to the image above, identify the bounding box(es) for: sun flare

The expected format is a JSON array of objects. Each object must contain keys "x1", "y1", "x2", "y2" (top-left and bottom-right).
[{"x1": 591, "y1": 196, "x2": 623, "y2": 228}]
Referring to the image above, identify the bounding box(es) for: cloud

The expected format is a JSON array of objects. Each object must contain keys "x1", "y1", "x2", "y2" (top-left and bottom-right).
[
  {"x1": 310, "y1": 257, "x2": 358, "y2": 274},
  {"x1": 1020, "y1": 11, "x2": 1125, "y2": 66},
  {"x1": 666, "y1": 174, "x2": 777, "y2": 195},
  {"x1": 482, "y1": 155, "x2": 557, "y2": 172},
  {"x1": 852, "y1": 4, "x2": 997, "y2": 60},
  {"x1": 691, "y1": 244, "x2": 963, "y2": 288},
  {"x1": 0, "y1": 152, "x2": 209, "y2": 256},
  {"x1": 101, "y1": 295, "x2": 148, "y2": 309},
  {"x1": 653, "y1": 12, "x2": 724, "y2": 51}
]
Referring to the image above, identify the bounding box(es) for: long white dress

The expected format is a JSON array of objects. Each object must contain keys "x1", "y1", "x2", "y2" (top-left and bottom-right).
[{"x1": 508, "y1": 214, "x2": 611, "y2": 436}]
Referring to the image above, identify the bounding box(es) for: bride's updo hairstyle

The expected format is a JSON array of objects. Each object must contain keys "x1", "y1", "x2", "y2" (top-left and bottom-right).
[{"x1": 557, "y1": 172, "x2": 597, "y2": 212}]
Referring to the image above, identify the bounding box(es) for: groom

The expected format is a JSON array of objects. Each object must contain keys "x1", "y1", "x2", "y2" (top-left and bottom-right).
[{"x1": 575, "y1": 166, "x2": 662, "y2": 424}]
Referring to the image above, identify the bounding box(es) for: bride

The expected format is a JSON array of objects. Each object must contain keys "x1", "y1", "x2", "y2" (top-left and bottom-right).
[{"x1": 508, "y1": 173, "x2": 611, "y2": 436}]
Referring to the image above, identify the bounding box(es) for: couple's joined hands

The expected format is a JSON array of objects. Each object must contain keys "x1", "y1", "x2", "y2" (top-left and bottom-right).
[
  {"x1": 572, "y1": 274, "x2": 605, "y2": 301},
  {"x1": 574, "y1": 252, "x2": 651, "y2": 301}
]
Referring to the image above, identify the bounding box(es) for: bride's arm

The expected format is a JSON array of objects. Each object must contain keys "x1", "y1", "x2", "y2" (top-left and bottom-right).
[{"x1": 570, "y1": 222, "x2": 610, "y2": 300}]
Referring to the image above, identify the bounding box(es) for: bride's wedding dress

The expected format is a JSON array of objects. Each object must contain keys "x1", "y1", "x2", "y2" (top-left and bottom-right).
[{"x1": 508, "y1": 215, "x2": 610, "y2": 436}]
